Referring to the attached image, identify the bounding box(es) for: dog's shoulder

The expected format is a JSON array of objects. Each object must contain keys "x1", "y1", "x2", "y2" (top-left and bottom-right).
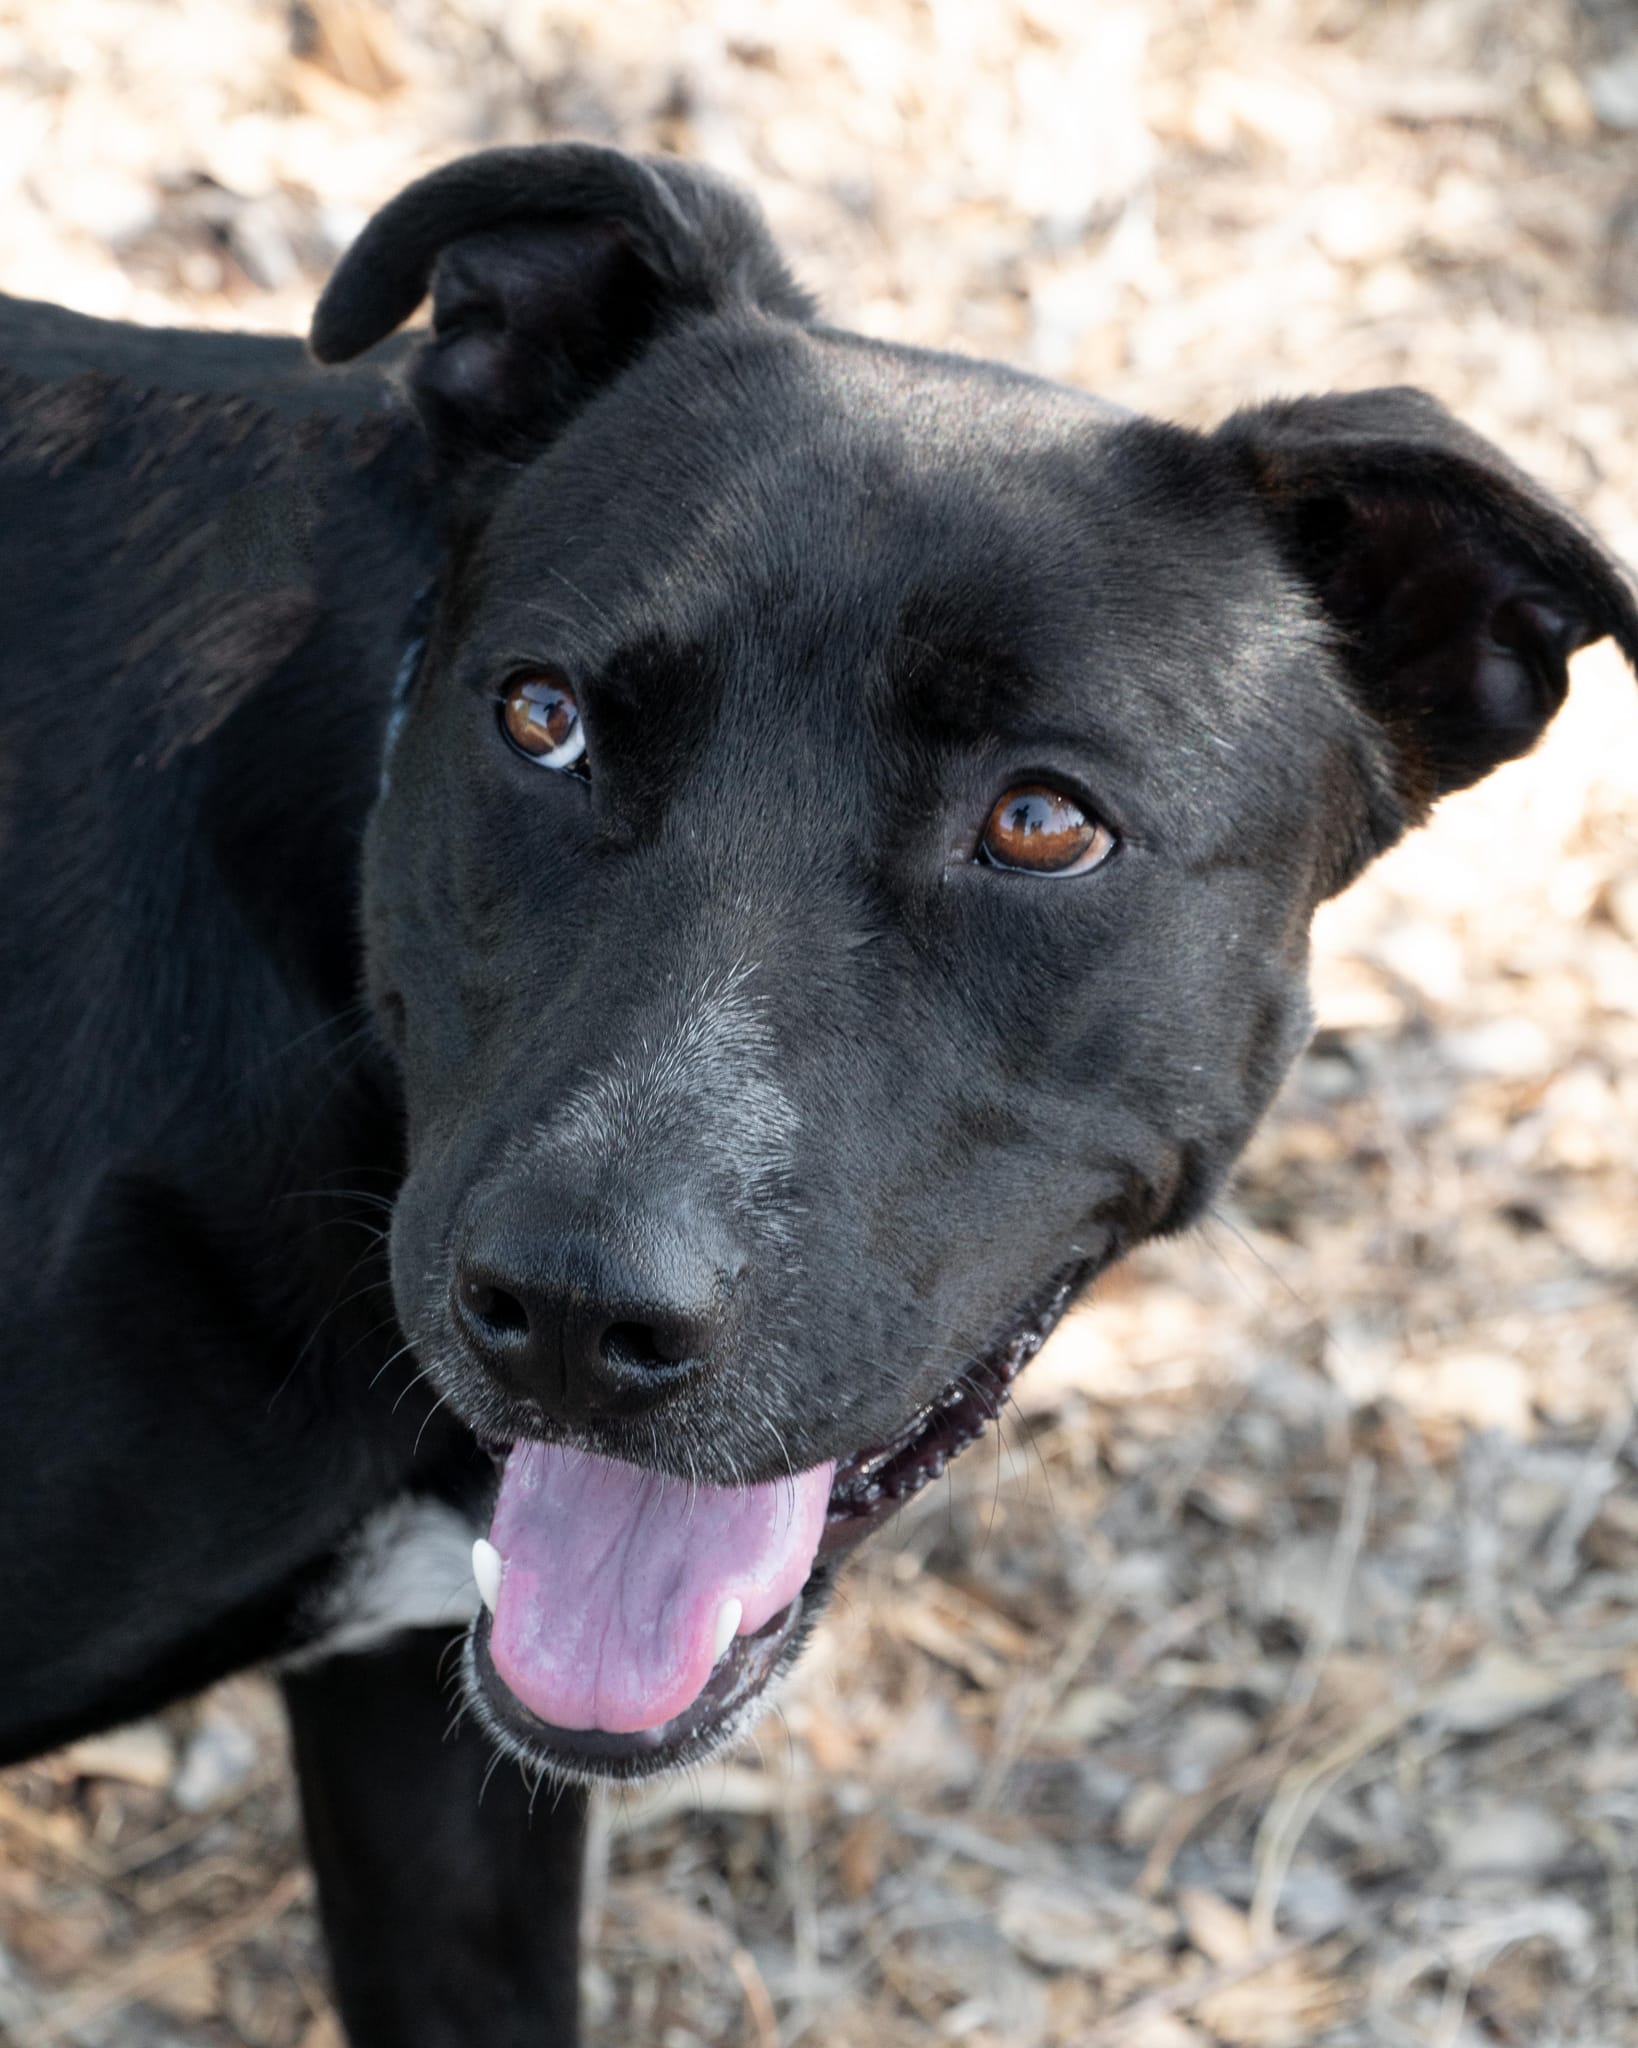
[
  {"x1": 0, "y1": 291, "x2": 432, "y2": 633},
  {"x1": 0, "y1": 288, "x2": 410, "y2": 420},
  {"x1": 0, "y1": 296, "x2": 434, "y2": 1291}
]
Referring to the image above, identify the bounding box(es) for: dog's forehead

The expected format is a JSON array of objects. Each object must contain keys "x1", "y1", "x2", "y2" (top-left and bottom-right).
[{"x1": 474, "y1": 322, "x2": 1147, "y2": 621}]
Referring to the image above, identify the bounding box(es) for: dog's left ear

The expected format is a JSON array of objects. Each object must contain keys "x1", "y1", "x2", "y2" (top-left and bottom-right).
[
  {"x1": 310, "y1": 144, "x2": 813, "y2": 459},
  {"x1": 1217, "y1": 387, "x2": 1638, "y2": 824}
]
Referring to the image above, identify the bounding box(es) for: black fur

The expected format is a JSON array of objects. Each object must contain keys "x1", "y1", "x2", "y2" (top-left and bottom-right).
[{"x1": 3, "y1": 145, "x2": 1633, "y2": 2043}]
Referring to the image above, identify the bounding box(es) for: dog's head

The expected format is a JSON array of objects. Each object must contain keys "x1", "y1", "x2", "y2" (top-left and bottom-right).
[{"x1": 313, "y1": 145, "x2": 1638, "y2": 1781}]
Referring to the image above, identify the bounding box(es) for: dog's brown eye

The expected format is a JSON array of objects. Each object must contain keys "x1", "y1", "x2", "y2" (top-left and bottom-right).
[
  {"x1": 980, "y1": 785, "x2": 1114, "y2": 875},
  {"x1": 501, "y1": 672, "x2": 586, "y2": 773}
]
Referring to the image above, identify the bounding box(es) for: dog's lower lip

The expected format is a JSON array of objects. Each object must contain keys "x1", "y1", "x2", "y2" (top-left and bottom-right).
[
  {"x1": 466, "y1": 1266, "x2": 1084, "y2": 1778},
  {"x1": 463, "y1": 1366, "x2": 988, "y2": 1777},
  {"x1": 468, "y1": 1588, "x2": 814, "y2": 1779}
]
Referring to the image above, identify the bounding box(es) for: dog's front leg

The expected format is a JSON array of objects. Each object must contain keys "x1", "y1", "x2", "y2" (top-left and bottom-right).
[{"x1": 282, "y1": 1631, "x2": 585, "y2": 2046}]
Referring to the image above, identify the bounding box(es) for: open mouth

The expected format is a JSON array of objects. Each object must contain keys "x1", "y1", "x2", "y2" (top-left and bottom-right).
[{"x1": 464, "y1": 1274, "x2": 1077, "y2": 1784}]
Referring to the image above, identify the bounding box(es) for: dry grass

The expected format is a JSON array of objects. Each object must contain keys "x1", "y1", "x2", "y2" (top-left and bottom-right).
[{"x1": 2, "y1": 2, "x2": 1636, "y2": 2043}]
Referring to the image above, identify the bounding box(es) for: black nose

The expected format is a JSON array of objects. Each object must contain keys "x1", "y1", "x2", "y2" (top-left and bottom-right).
[{"x1": 451, "y1": 1192, "x2": 743, "y2": 1421}]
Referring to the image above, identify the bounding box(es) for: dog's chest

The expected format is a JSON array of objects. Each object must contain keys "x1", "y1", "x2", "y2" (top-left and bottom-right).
[{"x1": 287, "y1": 1496, "x2": 483, "y2": 1667}]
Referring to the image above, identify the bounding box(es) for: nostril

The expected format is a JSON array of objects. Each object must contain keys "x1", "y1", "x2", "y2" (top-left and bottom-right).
[
  {"x1": 601, "y1": 1319, "x2": 690, "y2": 1374},
  {"x1": 457, "y1": 1268, "x2": 530, "y2": 1346}
]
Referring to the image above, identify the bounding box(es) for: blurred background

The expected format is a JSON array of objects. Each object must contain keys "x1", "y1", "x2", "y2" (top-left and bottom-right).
[{"x1": 2, "y1": 2, "x2": 1637, "y2": 2043}]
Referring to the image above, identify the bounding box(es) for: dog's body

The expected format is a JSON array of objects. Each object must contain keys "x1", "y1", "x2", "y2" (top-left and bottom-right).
[
  {"x1": 2, "y1": 147, "x2": 1634, "y2": 2045},
  {"x1": 0, "y1": 298, "x2": 578, "y2": 2038}
]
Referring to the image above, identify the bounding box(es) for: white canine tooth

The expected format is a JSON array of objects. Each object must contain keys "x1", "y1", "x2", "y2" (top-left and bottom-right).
[
  {"x1": 471, "y1": 1538, "x2": 503, "y2": 1617},
  {"x1": 714, "y1": 1597, "x2": 743, "y2": 1663}
]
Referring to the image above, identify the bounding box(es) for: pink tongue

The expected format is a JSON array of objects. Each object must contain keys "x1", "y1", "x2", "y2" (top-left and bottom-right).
[{"x1": 486, "y1": 1444, "x2": 835, "y2": 1735}]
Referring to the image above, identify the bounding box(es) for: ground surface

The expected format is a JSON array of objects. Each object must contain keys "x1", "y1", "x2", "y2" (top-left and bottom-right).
[{"x1": 2, "y1": 2, "x2": 1637, "y2": 2044}]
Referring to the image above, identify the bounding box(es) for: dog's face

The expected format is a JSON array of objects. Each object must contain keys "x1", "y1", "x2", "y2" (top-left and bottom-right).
[{"x1": 316, "y1": 147, "x2": 1637, "y2": 1782}]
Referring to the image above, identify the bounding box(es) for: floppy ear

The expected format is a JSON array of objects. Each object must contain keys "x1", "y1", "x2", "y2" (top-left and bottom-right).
[
  {"x1": 1216, "y1": 387, "x2": 1638, "y2": 819},
  {"x1": 310, "y1": 144, "x2": 813, "y2": 459}
]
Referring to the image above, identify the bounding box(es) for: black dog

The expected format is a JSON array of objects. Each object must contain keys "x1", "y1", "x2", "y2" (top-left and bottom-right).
[{"x1": 2, "y1": 144, "x2": 1633, "y2": 2045}]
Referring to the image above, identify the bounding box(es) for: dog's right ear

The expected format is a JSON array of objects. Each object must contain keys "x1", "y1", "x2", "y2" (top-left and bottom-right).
[{"x1": 310, "y1": 145, "x2": 813, "y2": 460}]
